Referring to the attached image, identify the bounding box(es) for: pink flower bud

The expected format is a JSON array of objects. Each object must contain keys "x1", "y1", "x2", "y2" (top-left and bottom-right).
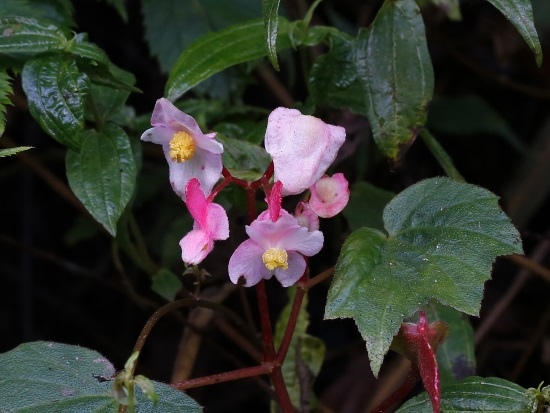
[
  {"x1": 309, "y1": 173, "x2": 350, "y2": 218},
  {"x1": 264, "y1": 107, "x2": 346, "y2": 195}
]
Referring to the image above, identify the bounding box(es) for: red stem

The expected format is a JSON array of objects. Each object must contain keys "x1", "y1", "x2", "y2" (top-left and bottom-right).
[
  {"x1": 172, "y1": 364, "x2": 272, "y2": 390},
  {"x1": 275, "y1": 285, "x2": 306, "y2": 363},
  {"x1": 256, "y1": 279, "x2": 276, "y2": 360}
]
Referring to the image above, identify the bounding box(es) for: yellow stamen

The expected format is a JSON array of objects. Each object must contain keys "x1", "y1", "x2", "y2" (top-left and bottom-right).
[
  {"x1": 262, "y1": 248, "x2": 288, "y2": 271},
  {"x1": 169, "y1": 131, "x2": 195, "y2": 162}
]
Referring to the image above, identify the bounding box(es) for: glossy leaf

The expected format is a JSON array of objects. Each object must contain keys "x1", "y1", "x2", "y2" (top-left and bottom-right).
[
  {"x1": 273, "y1": 288, "x2": 325, "y2": 411},
  {"x1": 0, "y1": 0, "x2": 75, "y2": 34},
  {"x1": 0, "y1": 16, "x2": 67, "y2": 56},
  {"x1": 357, "y1": 0, "x2": 434, "y2": 160},
  {"x1": 166, "y1": 17, "x2": 294, "y2": 101},
  {"x1": 0, "y1": 341, "x2": 202, "y2": 412},
  {"x1": 425, "y1": 302, "x2": 476, "y2": 383},
  {"x1": 486, "y1": 0, "x2": 542, "y2": 67},
  {"x1": 342, "y1": 181, "x2": 394, "y2": 232},
  {"x1": 22, "y1": 54, "x2": 90, "y2": 150},
  {"x1": 67, "y1": 36, "x2": 109, "y2": 66},
  {"x1": 66, "y1": 124, "x2": 137, "y2": 236},
  {"x1": 262, "y1": 0, "x2": 281, "y2": 70},
  {"x1": 325, "y1": 177, "x2": 522, "y2": 376},
  {"x1": 0, "y1": 70, "x2": 12, "y2": 136},
  {"x1": 395, "y1": 376, "x2": 538, "y2": 412}
]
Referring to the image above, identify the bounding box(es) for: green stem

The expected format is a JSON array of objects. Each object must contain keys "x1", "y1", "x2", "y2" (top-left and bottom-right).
[
  {"x1": 420, "y1": 128, "x2": 465, "y2": 182},
  {"x1": 126, "y1": 381, "x2": 136, "y2": 413}
]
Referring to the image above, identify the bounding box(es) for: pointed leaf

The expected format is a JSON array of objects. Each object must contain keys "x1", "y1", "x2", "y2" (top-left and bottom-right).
[
  {"x1": 0, "y1": 146, "x2": 33, "y2": 157},
  {"x1": 395, "y1": 376, "x2": 539, "y2": 412},
  {"x1": 0, "y1": 70, "x2": 12, "y2": 136},
  {"x1": 325, "y1": 177, "x2": 522, "y2": 376},
  {"x1": 0, "y1": 16, "x2": 67, "y2": 56},
  {"x1": 0, "y1": 341, "x2": 202, "y2": 412},
  {"x1": 357, "y1": 0, "x2": 434, "y2": 160},
  {"x1": 166, "y1": 17, "x2": 294, "y2": 101},
  {"x1": 262, "y1": 0, "x2": 281, "y2": 70},
  {"x1": 22, "y1": 54, "x2": 90, "y2": 150},
  {"x1": 486, "y1": 0, "x2": 542, "y2": 67},
  {"x1": 66, "y1": 124, "x2": 137, "y2": 236},
  {"x1": 425, "y1": 302, "x2": 476, "y2": 383}
]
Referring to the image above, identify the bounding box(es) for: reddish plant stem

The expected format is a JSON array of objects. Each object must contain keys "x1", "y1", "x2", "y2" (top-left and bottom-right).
[
  {"x1": 256, "y1": 280, "x2": 276, "y2": 360},
  {"x1": 304, "y1": 266, "x2": 334, "y2": 290},
  {"x1": 173, "y1": 364, "x2": 273, "y2": 390},
  {"x1": 368, "y1": 371, "x2": 419, "y2": 413}
]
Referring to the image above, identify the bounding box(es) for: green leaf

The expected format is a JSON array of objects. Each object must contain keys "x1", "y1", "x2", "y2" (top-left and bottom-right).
[
  {"x1": 427, "y1": 96, "x2": 526, "y2": 152},
  {"x1": 22, "y1": 54, "x2": 90, "y2": 150},
  {"x1": 357, "y1": 0, "x2": 434, "y2": 161},
  {"x1": 151, "y1": 268, "x2": 183, "y2": 301},
  {"x1": 66, "y1": 124, "x2": 137, "y2": 236},
  {"x1": 425, "y1": 302, "x2": 476, "y2": 384},
  {"x1": 342, "y1": 181, "x2": 395, "y2": 232},
  {"x1": 0, "y1": 70, "x2": 12, "y2": 136},
  {"x1": 395, "y1": 376, "x2": 538, "y2": 412},
  {"x1": 166, "y1": 17, "x2": 294, "y2": 101},
  {"x1": 217, "y1": 134, "x2": 271, "y2": 180},
  {"x1": 67, "y1": 35, "x2": 109, "y2": 66},
  {"x1": 273, "y1": 288, "x2": 326, "y2": 411},
  {"x1": 0, "y1": 0, "x2": 75, "y2": 34},
  {"x1": 102, "y1": 0, "x2": 128, "y2": 22},
  {"x1": 485, "y1": 0, "x2": 542, "y2": 67},
  {"x1": 0, "y1": 341, "x2": 202, "y2": 412},
  {"x1": 262, "y1": 0, "x2": 281, "y2": 70},
  {"x1": 0, "y1": 146, "x2": 33, "y2": 157},
  {"x1": 0, "y1": 16, "x2": 67, "y2": 56},
  {"x1": 325, "y1": 177, "x2": 522, "y2": 376}
]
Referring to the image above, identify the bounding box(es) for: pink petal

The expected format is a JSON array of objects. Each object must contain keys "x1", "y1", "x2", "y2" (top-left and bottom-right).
[
  {"x1": 267, "y1": 181, "x2": 283, "y2": 222},
  {"x1": 309, "y1": 173, "x2": 350, "y2": 218},
  {"x1": 185, "y1": 178, "x2": 208, "y2": 228},
  {"x1": 228, "y1": 239, "x2": 271, "y2": 286},
  {"x1": 206, "y1": 202, "x2": 229, "y2": 240},
  {"x1": 151, "y1": 98, "x2": 203, "y2": 138},
  {"x1": 294, "y1": 201, "x2": 320, "y2": 231},
  {"x1": 180, "y1": 229, "x2": 213, "y2": 265},
  {"x1": 274, "y1": 251, "x2": 306, "y2": 287},
  {"x1": 279, "y1": 225, "x2": 324, "y2": 257},
  {"x1": 265, "y1": 107, "x2": 346, "y2": 195},
  {"x1": 140, "y1": 126, "x2": 172, "y2": 145}
]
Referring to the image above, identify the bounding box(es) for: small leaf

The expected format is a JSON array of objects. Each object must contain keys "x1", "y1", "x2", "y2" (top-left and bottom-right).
[
  {"x1": 66, "y1": 124, "x2": 137, "y2": 236},
  {"x1": 134, "y1": 375, "x2": 159, "y2": 403},
  {"x1": 67, "y1": 37, "x2": 109, "y2": 66},
  {"x1": 262, "y1": 0, "x2": 281, "y2": 70},
  {"x1": 22, "y1": 54, "x2": 90, "y2": 150},
  {"x1": 0, "y1": 341, "x2": 202, "y2": 412},
  {"x1": 151, "y1": 268, "x2": 183, "y2": 301},
  {"x1": 425, "y1": 302, "x2": 476, "y2": 383},
  {"x1": 395, "y1": 376, "x2": 539, "y2": 412},
  {"x1": 342, "y1": 181, "x2": 394, "y2": 232},
  {"x1": 0, "y1": 16, "x2": 67, "y2": 56},
  {"x1": 325, "y1": 177, "x2": 522, "y2": 376},
  {"x1": 357, "y1": 0, "x2": 434, "y2": 160},
  {"x1": 217, "y1": 134, "x2": 271, "y2": 180},
  {"x1": 485, "y1": 0, "x2": 542, "y2": 67},
  {"x1": 0, "y1": 146, "x2": 33, "y2": 157},
  {"x1": 0, "y1": 0, "x2": 75, "y2": 34},
  {"x1": 0, "y1": 70, "x2": 13, "y2": 136},
  {"x1": 166, "y1": 17, "x2": 294, "y2": 101}
]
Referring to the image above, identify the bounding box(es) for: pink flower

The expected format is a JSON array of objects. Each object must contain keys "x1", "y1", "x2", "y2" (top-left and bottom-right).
[
  {"x1": 179, "y1": 178, "x2": 229, "y2": 265},
  {"x1": 141, "y1": 98, "x2": 223, "y2": 200},
  {"x1": 228, "y1": 210, "x2": 323, "y2": 287},
  {"x1": 264, "y1": 107, "x2": 346, "y2": 195},
  {"x1": 294, "y1": 201, "x2": 319, "y2": 231},
  {"x1": 309, "y1": 173, "x2": 350, "y2": 218}
]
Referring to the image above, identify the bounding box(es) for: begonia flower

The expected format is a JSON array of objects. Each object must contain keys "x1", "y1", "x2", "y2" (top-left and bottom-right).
[
  {"x1": 141, "y1": 98, "x2": 223, "y2": 200},
  {"x1": 228, "y1": 210, "x2": 323, "y2": 287},
  {"x1": 180, "y1": 178, "x2": 229, "y2": 265},
  {"x1": 264, "y1": 107, "x2": 346, "y2": 195},
  {"x1": 309, "y1": 173, "x2": 350, "y2": 218},
  {"x1": 294, "y1": 201, "x2": 319, "y2": 231}
]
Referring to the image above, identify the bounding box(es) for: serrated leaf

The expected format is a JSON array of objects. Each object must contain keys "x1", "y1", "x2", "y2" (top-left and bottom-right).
[
  {"x1": 0, "y1": 0, "x2": 75, "y2": 34},
  {"x1": 66, "y1": 124, "x2": 137, "y2": 236},
  {"x1": 486, "y1": 0, "x2": 542, "y2": 67},
  {"x1": 152, "y1": 268, "x2": 183, "y2": 301},
  {"x1": 425, "y1": 302, "x2": 476, "y2": 384},
  {"x1": 0, "y1": 16, "x2": 67, "y2": 56},
  {"x1": 166, "y1": 17, "x2": 294, "y2": 101},
  {"x1": 67, "y1": 37, "x2": 109, "y2": 66},
  {"x1": 0, "y1": 341, "x2": 202, "y2": 412},
  {"x1": 395, "y1": 376, "x2": 538, "y2": 412},
  {"x1": 22, "y1": 54, "x2": 89, "y2": 150},
  {"x1": 273, "y1": 288, "x2": 325, "y2": 411},
  {"x1": 0, "y1": 70, "x2": 12, "y2": 136},
  {"x1": 262, "y1": 0, "x2": 281, "y2": 70},
  {"x1": 0, "y1": 146, "x2": 33, "y2": 157},
  {"x1": 325, "y1": 177, "x2": 522, "y2": 376},
  {"x1": 217, "y1": 134, "x2": 271, "y2": 180},
  {"x1": 357, "y1": 0, "x2": 434, "y2": 160},
  {"x1": 342, "y1": 181, "x2": 395, "y2": 232}
]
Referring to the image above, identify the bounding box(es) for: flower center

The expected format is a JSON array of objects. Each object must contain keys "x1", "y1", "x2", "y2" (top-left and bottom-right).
[
  {"x1": 315, "y1": 177, "x2": 339, "y2": 203},
  {"x1": 262, "y1": 248, "x2": 288, "y2": 271},
  {"x1": 169, "y1": 131, "x2": 195, "y2": 162}
]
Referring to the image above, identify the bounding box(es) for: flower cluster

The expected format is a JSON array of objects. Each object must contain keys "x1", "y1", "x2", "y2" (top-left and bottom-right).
[{"x1": 142, "y1": 99, "x2": 349, "y2": 287}]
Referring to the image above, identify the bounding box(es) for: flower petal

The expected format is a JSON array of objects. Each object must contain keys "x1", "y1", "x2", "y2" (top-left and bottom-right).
[
  {"x1": 151, "y1": 98, "x2": 203, "y2": 138},
  {"x1": 140, "y1": 126, "x2": 172, "y2": 145},
  {"x1": 309, "y1": 173, "x2": 350, "y2": 218},
  {"x1": 228, "y1": 239, "x2": 271, "y2": 286},
  {"x1": 294, "y1": 201, "x2": 320, "y2": 231},
  {"x1": 279, "y1": 225, "x2": 324, "y2": 257},
  {"x1": 180, "y1": 229, "x2": 213, "y2": 265},
  {"x1": 206, "y1": 202, "x2": 229, "y2": 240},
  {"x1": 185, "y1": 178, "x2": 208, "y2": 228},
  {"x1": 274, "y1": 251, "x2": 306, "y2": 287}
]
